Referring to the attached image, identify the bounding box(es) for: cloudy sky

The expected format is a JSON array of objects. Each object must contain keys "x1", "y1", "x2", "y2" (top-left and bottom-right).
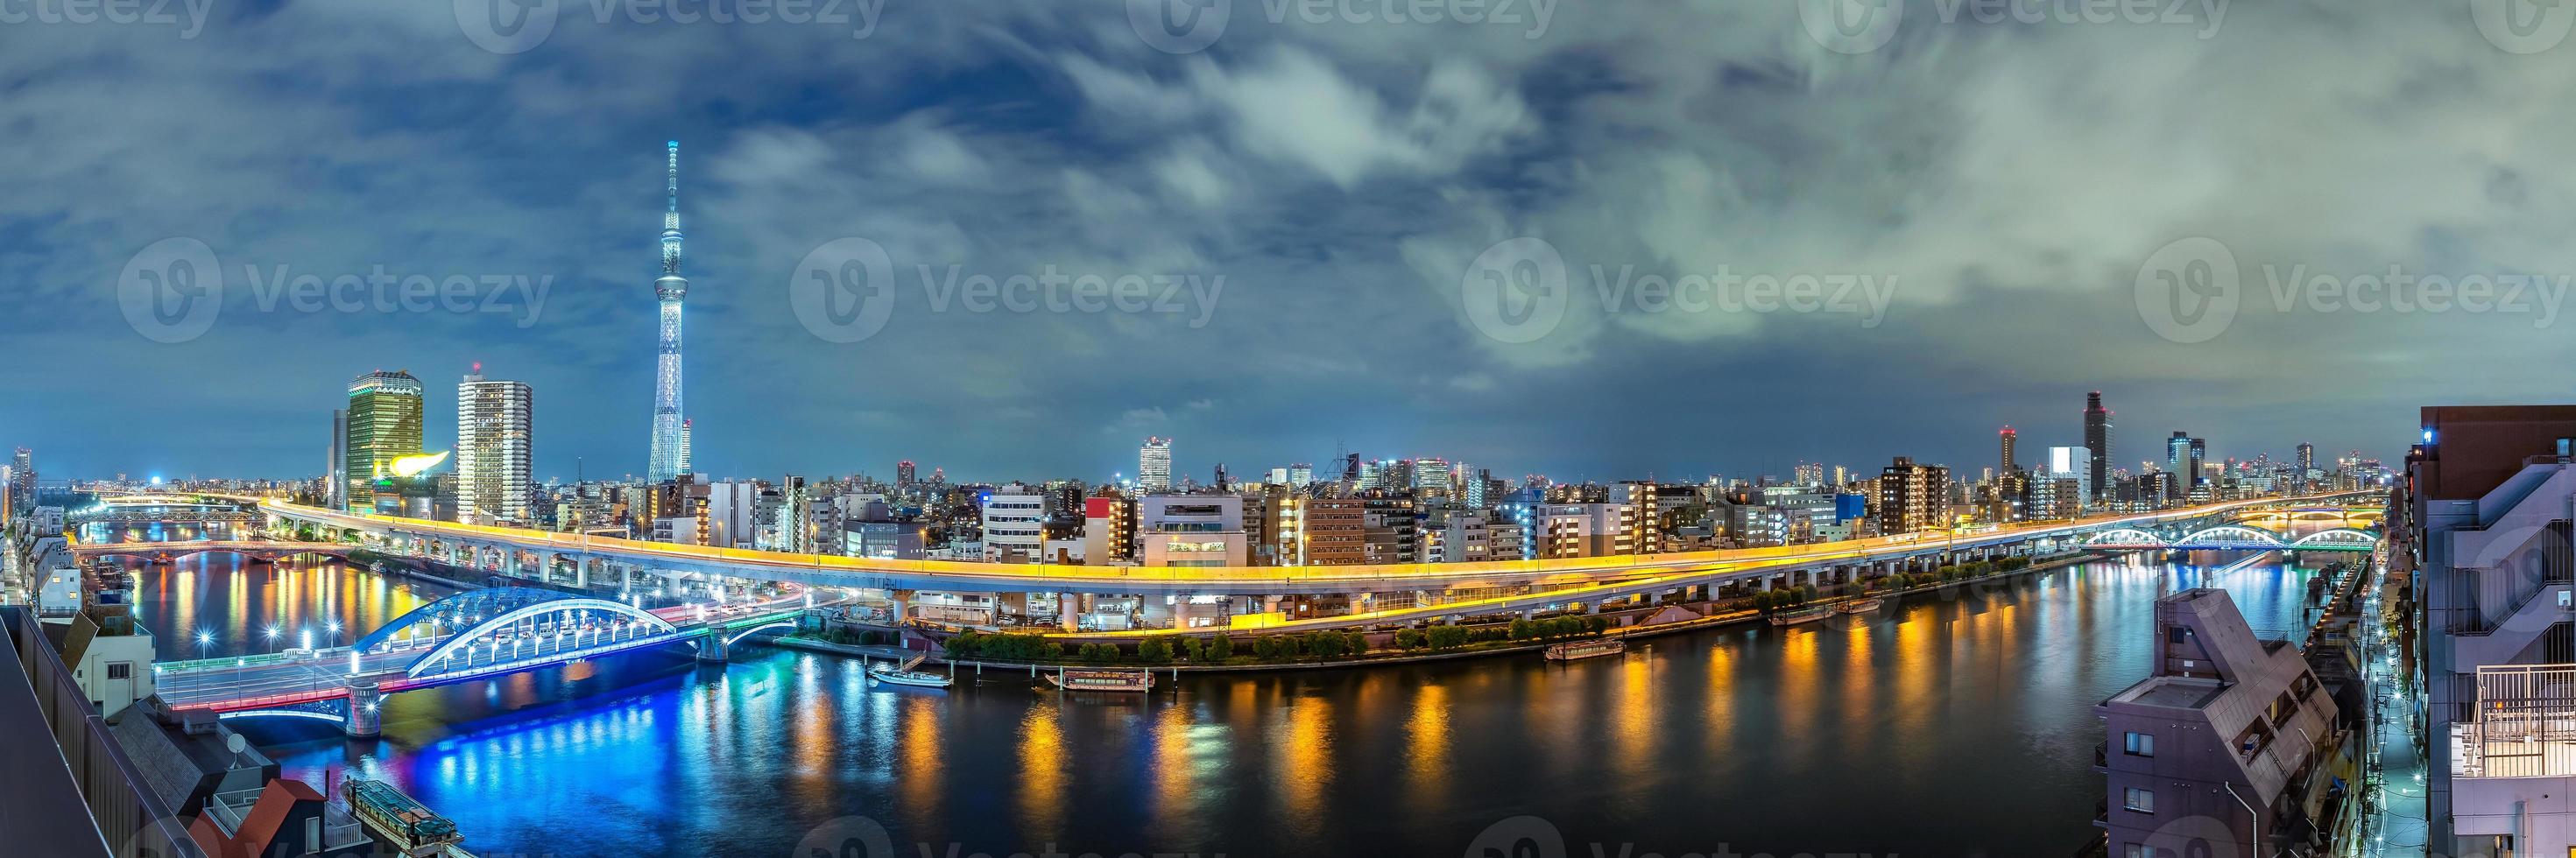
[{"x1": 4, "y1": 0, "x2": 2572, "y2": 484}]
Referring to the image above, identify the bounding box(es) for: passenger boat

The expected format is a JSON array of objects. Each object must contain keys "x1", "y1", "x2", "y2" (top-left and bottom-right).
[
  {"x1": 1833, "y1": 597, "x2": 1884, "y2": 615},
  {"x1": 1543, "y1": 638, "x2": 1627, "y2": 661},
  {"x1": 866, "y1": 653, "x2": 952, "y2": 689},
  {"x1": 1768, "y1": 607, "x2": 1833, "y2": 627},
  {"x1": 1042, "y1": 668, "x2": 1154, "y2": 693}
]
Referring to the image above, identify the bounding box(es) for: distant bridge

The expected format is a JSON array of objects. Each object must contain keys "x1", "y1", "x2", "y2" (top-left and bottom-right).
[
  {"x1": 68, "y1": 540, "x2": 354, "y2": 564},
  {"x1": 2081, "y1": 525, "x2": 2381, "y2": 552},
  {"x1": 153, "y1": 587, "x2": 814, "y2": 736}
]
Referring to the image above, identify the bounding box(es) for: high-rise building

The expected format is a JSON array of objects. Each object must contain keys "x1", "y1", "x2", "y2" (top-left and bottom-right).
[
  {"x1": 1138, "y1": 437, "x2": 1172, "y2": 491},
  {"x1": 2296, "y1": 442, "x2": 2314, "y2": 474},
  {"x1": 345, "y1": 370, "x2": 425, "y2": 511},
  {"x1": 2047, "y1": 445, "x2": 2093, "y2": 509},
  {"x1": 1875, "y1": 456, "x2": 1950, "y2": 535},
  {"x1": 2164, "y1": 432, "x2": 2193, "y2": 500},
  {"x1": 1999, "y1": 425, "x2": 2017, "y2": 475},
  {"x1": 896, "y1": 461, "x2": 917, "y2": 489},
  {"x1": 2084, "y1": 391, "x2": 2113, "y2": 502},
  {"x1": 328, "y1": 411, "x2": 348, "y2": 510},
  {"x1": 457, "y1": 365, "x2": 533, "y2": 525},
  {"x1": 646, "y1": 140, "x2": 690, "y2": 483}
]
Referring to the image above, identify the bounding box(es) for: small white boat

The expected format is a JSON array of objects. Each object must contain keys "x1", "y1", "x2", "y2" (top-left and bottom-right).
[
  {"x1": 1833, "y1": 598, "x2": 1884, "y2": 615},
  {"x1": 866, "y1": 653, "x2": 952, "y2": 689}
]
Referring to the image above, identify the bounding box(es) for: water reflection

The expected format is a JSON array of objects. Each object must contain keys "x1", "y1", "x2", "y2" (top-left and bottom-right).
[{"x1": 125, "y1": 555, "x2": 2328, "y2": 858}]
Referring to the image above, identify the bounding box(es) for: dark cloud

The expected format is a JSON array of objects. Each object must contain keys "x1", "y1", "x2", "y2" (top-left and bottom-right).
[{"x1": 4, "y1": 1, "x2": 2562, "y2": 482}]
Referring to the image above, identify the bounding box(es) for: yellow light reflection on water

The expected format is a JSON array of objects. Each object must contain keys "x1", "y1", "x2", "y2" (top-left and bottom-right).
[
  {"x1": 1272, "y1": 697, "x2": 1332, "y2": 834},
  {"x1": 1020, "y1": 703, "x2": 1067, "y2": 836},
  {"x1": 897, "y1": 695, "x2": 943, "y2": 829},
  {"x1": 1406, "y1": 683, "x2": 1449, "y2": 797}
]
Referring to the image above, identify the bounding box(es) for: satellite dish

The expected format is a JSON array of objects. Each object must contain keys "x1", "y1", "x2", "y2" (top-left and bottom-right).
[{"x1": 225, "y1": 733, "x2": 246, "y2": 755}]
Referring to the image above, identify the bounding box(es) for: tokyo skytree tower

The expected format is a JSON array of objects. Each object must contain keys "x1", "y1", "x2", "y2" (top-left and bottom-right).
[{"x1": 647, "y1": 141, "x2": 688, "y2": 482}]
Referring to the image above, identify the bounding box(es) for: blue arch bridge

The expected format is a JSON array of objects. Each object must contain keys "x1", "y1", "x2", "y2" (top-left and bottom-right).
[{"x1": 150, "y1": 587, "x2": 818, "y2": 737}]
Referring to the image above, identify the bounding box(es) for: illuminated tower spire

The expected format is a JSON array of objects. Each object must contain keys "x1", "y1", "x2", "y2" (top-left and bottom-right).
[{"x1": 647, "y1": 141, "x2": 688, "y2": 482}]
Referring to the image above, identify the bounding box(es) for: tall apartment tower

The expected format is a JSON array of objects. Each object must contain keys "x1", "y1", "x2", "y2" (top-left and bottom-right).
[
  {"x1": 1138, "y1": 437, "x2": 1173, "y2": 492},
  {"x1": 344, "y1": 370, "x2": 425, "y2": 511},
  {"x1": 646, "y1": 140, "x2": 690, "y2": 483},
  {"x1": 457, "y1": 365, "x2": 533, "y2": 525},
  {"x1": 328, "y1": 410, "x2": 348, "y2": 510},
  {"x1": 1999, "y1": 425, "x2": 2018, "y2": 474},
  {"x1": 1875, "y1": 456, "x2": 1950, "y2": 535},
  {"x1": 2084, "y1": 391, "x2": 2113, "y2": 502}
]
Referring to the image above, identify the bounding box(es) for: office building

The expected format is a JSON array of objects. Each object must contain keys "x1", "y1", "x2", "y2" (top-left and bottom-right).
[
  {"x1": 343, "y1": 370, "x2": 424, "y2": 512},
  {"x1": 1138, "y1": 437, "x2": 1172, "y2": 492},
  {"x1": 456, "y1": 367, "x2": 533, "y2": 525}
]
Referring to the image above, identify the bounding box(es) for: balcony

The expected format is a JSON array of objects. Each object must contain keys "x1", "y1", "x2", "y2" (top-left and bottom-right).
[{"x1": 2457, "y1": 664, "x2": 2576, "y2": 779}]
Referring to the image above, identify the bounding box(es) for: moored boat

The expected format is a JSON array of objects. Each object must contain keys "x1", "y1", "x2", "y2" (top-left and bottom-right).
[
  {"x1": 1043, "y1": 668, "x2": 1154, "y2": 693},
  {"x1": 1544, "y1": 638, "x2": 1627, "y2": 661},
  {"x1": 866, "y1": 664, "x2": 953, "y2": 688},
  {"x1": 1833, "y1": 597, "x2": 1884, "y2": 615},
  {"x1": 1768, "y1": 607, "x2": 1832, "y2": 626}
]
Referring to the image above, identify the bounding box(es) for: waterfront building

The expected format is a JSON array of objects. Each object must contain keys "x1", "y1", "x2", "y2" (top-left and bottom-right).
[
  {"x1": 343, "y1": 370, "x2": 423, "y2": 512},
  {"x1": 455, "y1": 367, "x2": 533, "y2": 525},
  {"x1": 2097, "y1": 587, "x2": 2347, "y2": 858},
  {"x1": 1138, "y1": 494, "x2": 1247, "y2": 567},
  {"x1": 2049, "y1": 446, "x2": 2095, "y2": 507}
]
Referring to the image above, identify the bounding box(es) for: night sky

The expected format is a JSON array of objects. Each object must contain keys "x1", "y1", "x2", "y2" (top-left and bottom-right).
[{"x1": 6, "y1": 2, "x2": 2570, "y2": 484}]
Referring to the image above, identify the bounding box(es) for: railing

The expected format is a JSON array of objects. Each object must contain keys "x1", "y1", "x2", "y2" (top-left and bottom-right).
[
  {"x1": 2457, "y1": 664, "x2": 2576, "y2": 779},
  {"x1": 0, "y1": 607, "x2": 208, "y2": 858}
]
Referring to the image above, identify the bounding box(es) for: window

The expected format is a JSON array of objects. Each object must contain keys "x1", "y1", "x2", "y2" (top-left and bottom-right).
[
  {"x1": 2123, "y1": 787, "x2": 2155, "y2": 814},
  {"x1": 2124, "y1": 731, "x2": 2155, "y2": 757},
  {"x1": 105, "y1": 663, "x2": 131, "y2": 680}
]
